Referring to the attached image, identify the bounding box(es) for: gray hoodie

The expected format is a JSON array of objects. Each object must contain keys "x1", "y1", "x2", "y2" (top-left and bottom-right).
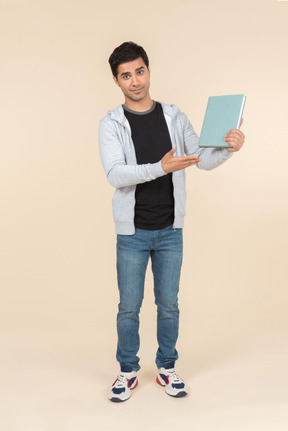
[{"x1": 99, "y1": 103, "x2": 232, "y2": 234}]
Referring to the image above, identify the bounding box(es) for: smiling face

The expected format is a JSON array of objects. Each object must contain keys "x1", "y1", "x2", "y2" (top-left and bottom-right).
[{"x1": 113, "y1": 57, "x2": 152, "y2": 110}]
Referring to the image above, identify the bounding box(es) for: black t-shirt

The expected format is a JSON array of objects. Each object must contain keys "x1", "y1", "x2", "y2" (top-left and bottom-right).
[{"x1": 124, "y1": 101, "x2": 174, "y2": 230}]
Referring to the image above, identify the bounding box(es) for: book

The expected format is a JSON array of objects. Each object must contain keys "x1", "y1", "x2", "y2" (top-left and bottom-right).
[{"x1": 198, "y1": 94, "x2": 246, "y2": 148}]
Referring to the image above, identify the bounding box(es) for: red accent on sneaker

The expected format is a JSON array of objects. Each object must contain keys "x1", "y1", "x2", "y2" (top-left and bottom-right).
[
  {"x1": 156, "y1": 376, "x2": 165, "y2": 386},
  {"x1": 127, "y1": 377, "x2": 138, "y2": 389}
]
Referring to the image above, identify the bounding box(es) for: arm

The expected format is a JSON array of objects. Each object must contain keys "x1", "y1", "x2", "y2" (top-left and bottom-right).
[
  {"x1": 181, "y1": 112, "x2": 234, "y2": 170},
  {"x1": 98, "y1": 118, "x2": 166, "y2": 188}
]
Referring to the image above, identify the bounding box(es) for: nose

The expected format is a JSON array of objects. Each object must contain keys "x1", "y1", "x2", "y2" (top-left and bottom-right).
[{"x1": 131, "y1": 74, "x2": 140, "y2": 87}]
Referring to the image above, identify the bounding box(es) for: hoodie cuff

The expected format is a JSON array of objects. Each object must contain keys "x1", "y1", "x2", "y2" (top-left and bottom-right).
[{"x1": 149, "y1": 160, "x2": 167, "y2": 179}]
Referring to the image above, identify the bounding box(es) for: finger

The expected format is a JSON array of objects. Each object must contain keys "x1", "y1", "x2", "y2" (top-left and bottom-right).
[
  {"x1": 186, "y1": 159, "x2": 201, "y2": 166},
  {"x1": 225, "y1": 136, "x2": 243, "y2": 145},
  {"x1": 164, "y1": 147, "x2": 176, "y2": 159},
  {"x1": 225, "y1": 134, "x2": 244, "y2": 145},
  {"x1": 187, "y1": 156, "x2": 201, "y2": 161},
  {"x1": 225, "y1": 129, "x2": 244, "y2": 138},
  {"x1": 226, "y1": 141, "x2": 243, "y2": 152},
  {"x1": 226, "y1": 143, "x2": 239, "y2": 152},
  {"x1": 175, "y1": 156, "x2": 200, "y2": 163},
  {"x1": 226, "y1": 143, "x2": 237, "y2": 150},
  {"x1": 225, "y1": 143, "x2": 242, "y2": 152}
]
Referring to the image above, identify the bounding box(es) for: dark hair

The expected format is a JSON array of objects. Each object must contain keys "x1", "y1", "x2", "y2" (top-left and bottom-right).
[{"x1": 108, "y1": 41, "x2": 149, "y2": 78}]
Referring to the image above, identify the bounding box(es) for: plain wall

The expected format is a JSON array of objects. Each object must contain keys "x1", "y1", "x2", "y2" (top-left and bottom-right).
[{"x1": 1, "y1": 0, "x2": 287, "y2": 376}]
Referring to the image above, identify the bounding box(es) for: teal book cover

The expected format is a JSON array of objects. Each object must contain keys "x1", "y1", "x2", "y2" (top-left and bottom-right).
[{"x1": 198, "y1": 94, "x2": 246, "y2": 148}]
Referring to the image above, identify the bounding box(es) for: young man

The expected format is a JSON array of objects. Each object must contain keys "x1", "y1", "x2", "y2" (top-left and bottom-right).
[{"x1": 99, "y1": 42, "x2": 245, "y2": 402}]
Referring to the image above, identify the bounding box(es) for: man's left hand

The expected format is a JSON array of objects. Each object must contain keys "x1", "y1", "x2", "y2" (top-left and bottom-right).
[{"x1": 224, "y1": 118, "x2": 245, "y2": 152}]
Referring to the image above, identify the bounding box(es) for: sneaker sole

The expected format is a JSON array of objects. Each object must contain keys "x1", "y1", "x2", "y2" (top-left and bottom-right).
[
  {"x1": 167, "y1": 390, "x2": 188, "y2": 398},
  {"x1": 109, "y1": 379, "x2": 138, "y2": 403},
  {"x1": 109, "y1": 396, "x2": 130, "y2": 403},
  {"x1": 156, "y1": 376, "x2": 188, "y2": 398}
]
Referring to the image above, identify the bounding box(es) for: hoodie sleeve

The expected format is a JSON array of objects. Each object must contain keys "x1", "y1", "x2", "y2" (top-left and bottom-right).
[
  {"x1": 98, "y1": 118, "x2": 166, "y2": 188},
  {"x1": 181, "y1": 112, "x2": 233, "y2": 171}
]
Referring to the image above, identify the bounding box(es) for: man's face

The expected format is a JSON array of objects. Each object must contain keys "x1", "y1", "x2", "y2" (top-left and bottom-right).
[{"x1": 113, "y1": 57, "x2": 151, "y2": 104}]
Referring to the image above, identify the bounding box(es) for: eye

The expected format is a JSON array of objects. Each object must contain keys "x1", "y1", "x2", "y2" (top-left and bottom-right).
[
  {"x1": 137, "y1": 70, "x2": 144, "y2": 75},
  {"x1": 123, "y1": 74, "x2": 130, "y2": 80}
]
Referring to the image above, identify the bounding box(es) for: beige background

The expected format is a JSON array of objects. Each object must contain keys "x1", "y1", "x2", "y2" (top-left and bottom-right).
[{"x1": 1, "y1": 0, "x2": 288, "y2": 430}]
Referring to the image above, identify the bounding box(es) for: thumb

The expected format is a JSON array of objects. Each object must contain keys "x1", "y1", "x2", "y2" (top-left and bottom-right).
[{"x1": 169, "y1": 147, "x2": 176, "y2": 155}]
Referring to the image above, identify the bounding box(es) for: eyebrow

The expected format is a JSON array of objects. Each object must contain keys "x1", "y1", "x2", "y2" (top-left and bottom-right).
[{"x1": 120, "y1": 66, "x2": 145, "y2": 77}]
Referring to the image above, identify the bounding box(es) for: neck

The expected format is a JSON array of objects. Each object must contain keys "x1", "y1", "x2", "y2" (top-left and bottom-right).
[{"x1": 124, "y1": 94, "x2": 153, "y2": 112}]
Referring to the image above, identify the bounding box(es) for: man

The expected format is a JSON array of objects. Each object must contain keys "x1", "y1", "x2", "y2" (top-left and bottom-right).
[{"x1": 99, "y1": 41, "x2": 245, "y2": 402}]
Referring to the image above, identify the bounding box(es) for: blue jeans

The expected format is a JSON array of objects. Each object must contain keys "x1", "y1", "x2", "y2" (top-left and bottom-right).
[{"x1": 116, "y1": 225, "x2": 183, "y2": 371}]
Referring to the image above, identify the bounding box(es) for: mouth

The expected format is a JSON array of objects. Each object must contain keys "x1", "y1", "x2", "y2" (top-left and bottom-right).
[{"x1": 131, "y1": 87, "x2": 143, "y2": 93}]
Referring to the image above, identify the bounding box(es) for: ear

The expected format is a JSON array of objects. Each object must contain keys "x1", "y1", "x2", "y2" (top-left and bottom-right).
[{"x1": 113, "y1": 76, "x2": 120, "y2": 87}]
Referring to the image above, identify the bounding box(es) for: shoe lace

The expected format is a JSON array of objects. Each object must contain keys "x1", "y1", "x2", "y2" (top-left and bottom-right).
[
  {"x1": 166, "y1": 369, "x2": 183, "y2": 383},
  {"x1": 115, "y1": 373, "x2": 128, "y2": 387}
]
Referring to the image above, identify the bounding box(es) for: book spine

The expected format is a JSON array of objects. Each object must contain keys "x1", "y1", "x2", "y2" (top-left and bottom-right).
[{"x1": 237, "y1": 96, "x2": 246, "y2": 129}]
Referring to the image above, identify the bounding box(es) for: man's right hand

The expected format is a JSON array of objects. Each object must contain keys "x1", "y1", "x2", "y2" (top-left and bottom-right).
[{"x1": 161, "y1": 147, "x2": 201, "y2": 173}]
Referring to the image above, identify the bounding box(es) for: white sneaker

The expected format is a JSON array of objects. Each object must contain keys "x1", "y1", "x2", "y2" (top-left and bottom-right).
[
  {"x1": 109, "y1": 371, "x2": 138, "y2": 402},
  {"x1": 156, "y1": 367, "x2": 188, "y2": 397}
]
